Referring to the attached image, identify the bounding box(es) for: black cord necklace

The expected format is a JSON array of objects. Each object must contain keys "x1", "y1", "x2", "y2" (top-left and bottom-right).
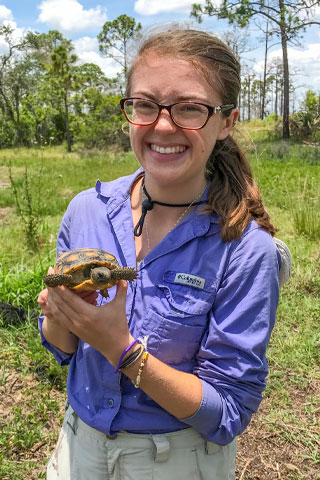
[{"x1": 134, "y1": 178, "x2": 207, "y2": 237}]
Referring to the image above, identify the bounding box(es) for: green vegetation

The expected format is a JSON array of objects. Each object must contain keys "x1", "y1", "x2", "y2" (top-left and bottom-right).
[
  {"x1": 0, "y1": 147, "x2": 139, "y2": 266},
  {"x1": 0, "y1": 121, "x2": 319, "y2": 478},
  {"x1": 1, "y1": 19, "x2": 319, "y2": 152}
]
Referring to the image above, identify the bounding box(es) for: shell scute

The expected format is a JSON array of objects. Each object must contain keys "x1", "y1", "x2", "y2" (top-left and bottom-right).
[{"x1": 56, "y1": 248, "x2": 119, "y2": 275}]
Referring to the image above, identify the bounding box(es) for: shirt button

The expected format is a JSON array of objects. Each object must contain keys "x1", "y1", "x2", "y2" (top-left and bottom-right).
[{"x1": 107, "y1": 398, "x2": 114, "y2": 408}]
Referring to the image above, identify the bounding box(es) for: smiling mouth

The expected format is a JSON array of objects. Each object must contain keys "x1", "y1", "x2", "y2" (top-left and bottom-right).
[{"x1": 150, "y1": 144, "x2": 187, "y2": 154}]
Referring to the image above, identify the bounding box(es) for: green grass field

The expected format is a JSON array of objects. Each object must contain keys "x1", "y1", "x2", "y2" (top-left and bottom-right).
[{"x1": 0, "y1": 125, "x2": 319, "y2": 479}]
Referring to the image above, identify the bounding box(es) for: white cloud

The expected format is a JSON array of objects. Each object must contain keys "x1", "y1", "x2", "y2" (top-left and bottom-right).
[
  {"x1": 73, "y1": 36, "x2": 121, "y2": 78},
  {"x1": 254, "y1": 43, "x2": 320, "y2": 97},
  {"x1": 0, "y1": 4, "x2": 13, "y2": 23},
  {"x1": 134, "y1": 0, "x2": 201, "y2": 16},
  {"x1": 0, "y1": 18, "x2": 29, "y2": 55},
  {"x1": 73, "y1": 36, "x2": 98, "y2": 53},
  {"x1": 37, "y1": 0, "x2": 107, "y2": 34}
]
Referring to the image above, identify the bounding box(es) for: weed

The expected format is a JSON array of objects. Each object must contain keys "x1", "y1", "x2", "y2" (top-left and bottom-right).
[
  {"x1": 7, "y1": 159, "x2": 44, "y2": 252},
  {"x1": 0, "y1": 260, "x2": 49, "y2": 311},
  {"x1": 299, "y1": 146, "x2": 320, "y2": 165},
  {"x1": 290, "y1": 175, "x2": 320, "y2": 240},
  {"x1": 293, "y1": 206, "x2": 320, "y2": 240}
]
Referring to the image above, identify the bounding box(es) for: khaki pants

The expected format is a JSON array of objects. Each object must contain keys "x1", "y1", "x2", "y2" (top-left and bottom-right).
[{"x1": 47, "y1": 405, "x2": 237, "y2": 480}]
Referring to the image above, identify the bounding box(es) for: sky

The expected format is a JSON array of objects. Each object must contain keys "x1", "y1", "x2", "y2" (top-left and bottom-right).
[{"x1": 1, "y1": 0, "x2": 320, "y2": 107}]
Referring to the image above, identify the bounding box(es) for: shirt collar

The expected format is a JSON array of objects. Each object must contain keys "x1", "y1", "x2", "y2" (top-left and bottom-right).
[
  {"x1": 95, "y1": 167, "x2": 220, "y2": 228},
  {"x1": 95, "y1": 167, "x2": 144, "y2": 202}
]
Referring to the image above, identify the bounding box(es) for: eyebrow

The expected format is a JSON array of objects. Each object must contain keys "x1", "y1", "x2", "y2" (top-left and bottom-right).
[{"x1": 131, "y1": 90, "x2": 211, "y2": 104}]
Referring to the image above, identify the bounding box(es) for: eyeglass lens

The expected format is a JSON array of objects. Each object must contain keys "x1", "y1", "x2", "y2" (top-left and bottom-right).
[{"x1": 123, "y1": 99, "x2": 209, "y2": 129}]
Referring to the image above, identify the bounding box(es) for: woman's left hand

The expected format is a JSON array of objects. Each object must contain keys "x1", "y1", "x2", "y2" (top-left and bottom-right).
[{"x1": 46, "y1": 280, "x2": 133, "y2": 366}]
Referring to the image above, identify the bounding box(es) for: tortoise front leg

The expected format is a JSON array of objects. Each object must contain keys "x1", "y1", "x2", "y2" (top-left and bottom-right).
[
  {"x1": 111, "y1": 267, "x2": 137, "y2": 282},
  {"x1": 43, "y1": 273, "x2": 73, "y2": 287}
]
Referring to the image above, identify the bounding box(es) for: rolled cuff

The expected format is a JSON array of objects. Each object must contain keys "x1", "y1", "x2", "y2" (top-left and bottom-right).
[
  {"x1": 181, "y1": 379, "x2": 224, "y2": 442},
  {"x1": 38, "y1": 316, "x2": 73, "y2": 366}
]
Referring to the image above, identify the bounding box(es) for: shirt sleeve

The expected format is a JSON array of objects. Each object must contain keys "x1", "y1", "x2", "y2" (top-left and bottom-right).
[
  {"x1": 38, "y1": 316, "x2": 74, "y2": 366},
  {"x1": 182, "y1": 227, "x2": 280, "y2": 445},
  {"x1": 56, "y1": 201, "x2": 72, "y2": 255}
]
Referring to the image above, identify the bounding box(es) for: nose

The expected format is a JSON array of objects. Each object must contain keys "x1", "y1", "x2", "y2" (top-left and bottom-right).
[{"x1": 154, "y1": 108, "x2": 177, "y2": 132}]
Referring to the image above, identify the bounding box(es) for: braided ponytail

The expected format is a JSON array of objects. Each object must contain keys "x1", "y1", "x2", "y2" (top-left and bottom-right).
[{"x1": 205, "y1": 136, "x2": 277, "y2": 241}]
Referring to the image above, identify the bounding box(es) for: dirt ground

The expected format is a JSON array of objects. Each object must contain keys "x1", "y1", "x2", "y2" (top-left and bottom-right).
[
  {"x1": 236, "y1": 394, "x2": 320, "y2": 479},
  {"x1": 1, "y1": 367, "x2": 319, "y2": 479}
]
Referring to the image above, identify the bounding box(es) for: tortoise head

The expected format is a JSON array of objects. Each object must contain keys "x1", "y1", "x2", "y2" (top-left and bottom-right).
[{"x1": 90, "y1": 267, "x2": 112, "y2": 285}]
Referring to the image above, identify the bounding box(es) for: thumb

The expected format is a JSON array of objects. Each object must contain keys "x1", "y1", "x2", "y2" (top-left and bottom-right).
[{"x1": 114, "y1": 280, "x2": 128, "y2": 303}]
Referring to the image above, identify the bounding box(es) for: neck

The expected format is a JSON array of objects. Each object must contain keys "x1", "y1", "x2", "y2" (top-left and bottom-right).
[
  {"x1": 132, "y1": 175, "x2": 207, "y2": 238},
  {"x1": 143, "y1": 175, "x2": 207, "y2": 205}
]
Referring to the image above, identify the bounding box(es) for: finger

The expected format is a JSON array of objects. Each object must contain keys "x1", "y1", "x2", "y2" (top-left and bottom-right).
[
  {"x1": 38, "y1": 288, "x2": 48, "y2": 306},
  {"x1": 77, "y1": 290, "x2": 98, "y2": 305},
  {"x1": 113, "y1": 280, "x2": 128, "y2": 303},
  {"x1": 49, "y1": 286, "x2": 94, "y2": 325},
  {"x1": 76, "y1": 289, "x2": 97, "y2": 299},
  {"x1": 46, "y1": 287, "x2": 76, "y2": 322},
  {"x1": 47, "y1": 266, "x2": 55, "y2": 274}
]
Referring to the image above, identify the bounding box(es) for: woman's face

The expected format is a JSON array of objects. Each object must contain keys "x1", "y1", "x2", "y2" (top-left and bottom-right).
[{"x1": 129, "y1": 53, "x2": 237, "y2": 191}]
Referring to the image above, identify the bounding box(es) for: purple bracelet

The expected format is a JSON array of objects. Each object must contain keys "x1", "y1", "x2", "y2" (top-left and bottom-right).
[{"x1": 114, "y1": 339, "x2": 138, "y2": 373}]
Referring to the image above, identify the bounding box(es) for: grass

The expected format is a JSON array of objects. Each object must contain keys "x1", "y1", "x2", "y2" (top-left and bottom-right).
[
  {"x1": 0, "y1": 127, "x2": 319, "y2": 479},
  {"x1": 0, "y1": 317, "x2": 67, "y2": 479},
  {"x1": 0, "y1": 146, "x2": 139, "y2": 266}
]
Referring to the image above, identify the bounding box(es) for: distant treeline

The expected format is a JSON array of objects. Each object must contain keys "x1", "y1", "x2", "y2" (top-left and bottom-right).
[{"x1": 0, "y1": 16, "x2": 319, "y2": 151}]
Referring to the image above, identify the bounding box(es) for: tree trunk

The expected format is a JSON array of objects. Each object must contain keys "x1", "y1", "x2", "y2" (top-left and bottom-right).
[
  {"x1": 279, "y1": 0, "x2": 290, "y2": 138},
  {"x1": 64, "y1": 91, "x2": 72, "y2": 152},
  {"x1": 275, "y1": 76, "x2": 278, "y2": 121},
  {"x1": 0, "y1": 86, "x2": 15, "y2": 121},
  {"x1": 247, "y1": 75, "x2": 251, "y2": 122},
  {"x1": 261, "y1": 19, "x2": 269, "y2": 120},
  {"x1": 123, "y1": 39, "x2": 127, "y2": 77}
]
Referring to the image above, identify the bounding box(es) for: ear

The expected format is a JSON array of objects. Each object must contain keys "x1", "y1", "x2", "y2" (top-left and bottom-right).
[{"x1": 217, "y1": 109, "x2": 239, "y2": 141}]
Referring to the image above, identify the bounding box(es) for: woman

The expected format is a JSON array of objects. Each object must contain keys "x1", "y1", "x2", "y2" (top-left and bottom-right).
[{"x1": 38, "y1": 29, "x2": 282, "y2": 480}]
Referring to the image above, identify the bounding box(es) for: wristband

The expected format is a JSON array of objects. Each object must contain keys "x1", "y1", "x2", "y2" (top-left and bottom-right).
[
  {"x1": 133, "y1": 350, "x2": 149, "y2": 388},
  {"x1": 120, "y1": 344, "x2": 145, "y2": 372},
  {"x1": 114, "y1": 339, "x2": 138, "y2": 373}
]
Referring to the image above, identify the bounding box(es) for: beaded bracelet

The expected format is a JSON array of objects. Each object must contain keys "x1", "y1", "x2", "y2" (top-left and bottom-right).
[
  {"x1": 133, "y1": 350, "x2": 149, "y2": 388},
  {"x1": 114, "y1": 339, "x2": 138, "y2": 373},
  {"x1": 119, "y1": 344, "x2": 145, "y2": 372}
]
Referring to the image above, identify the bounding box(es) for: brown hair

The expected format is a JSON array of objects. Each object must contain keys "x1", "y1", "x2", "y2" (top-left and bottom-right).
[{"x1": 126, "y1": 29, "x2": 277, "y2": 241}]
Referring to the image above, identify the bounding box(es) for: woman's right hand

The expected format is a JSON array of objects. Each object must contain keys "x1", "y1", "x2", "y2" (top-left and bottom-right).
[
  {"x1": 38, "y1": 267, "x2": 98, "y2": 354},
  {"x1": 38, "y1": 267, "x2": 99, "y2": 320}
]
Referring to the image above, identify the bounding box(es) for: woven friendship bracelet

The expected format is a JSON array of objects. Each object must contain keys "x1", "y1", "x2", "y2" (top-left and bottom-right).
[
  {"x1": 133, "y1": 351, "x2": 149, "y2": 388},
  {"x1": 120, "y1": 344, "x2": 145, "y2": 372},
  {"x1": 114, "y1": 339, "x2": 138, "y2": 373}
]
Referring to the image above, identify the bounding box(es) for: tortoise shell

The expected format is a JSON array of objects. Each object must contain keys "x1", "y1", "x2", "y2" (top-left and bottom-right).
[{"x1": 43, "y1": 248, "x2": 137, "y2": 295}]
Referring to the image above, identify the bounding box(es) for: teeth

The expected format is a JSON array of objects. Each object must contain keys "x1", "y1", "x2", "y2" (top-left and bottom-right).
[{"x1": 151, "y1": 144, "x2": 186, "y2": 154}]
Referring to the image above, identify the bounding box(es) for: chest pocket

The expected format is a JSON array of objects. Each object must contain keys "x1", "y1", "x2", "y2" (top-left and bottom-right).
[
  {"x1": 143, "y1": 272, "x2": 218, "y2": 365},
  {"x1": 151, "y1": 270, "x2": 217, "y2": 324}
]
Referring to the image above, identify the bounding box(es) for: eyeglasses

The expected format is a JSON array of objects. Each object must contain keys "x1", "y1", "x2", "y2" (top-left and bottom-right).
[{"x1": 120, "y1": 97, "x2": 235, "y2": 130}]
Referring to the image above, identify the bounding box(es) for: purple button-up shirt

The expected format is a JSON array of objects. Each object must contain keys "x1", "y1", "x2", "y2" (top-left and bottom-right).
[{"x1": 39, "y1": 169, "x2": 280, "y2": 445}]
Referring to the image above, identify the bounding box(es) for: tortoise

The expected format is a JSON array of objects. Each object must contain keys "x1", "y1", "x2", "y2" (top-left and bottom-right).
[{"x1": 43, "y1": 248, "x2": 137, "y2": 298}]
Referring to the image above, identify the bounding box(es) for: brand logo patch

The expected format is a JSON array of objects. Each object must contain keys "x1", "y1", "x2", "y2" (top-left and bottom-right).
[{"x1": 174, "y1": 273, "x2": 205, "y2": 289}]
